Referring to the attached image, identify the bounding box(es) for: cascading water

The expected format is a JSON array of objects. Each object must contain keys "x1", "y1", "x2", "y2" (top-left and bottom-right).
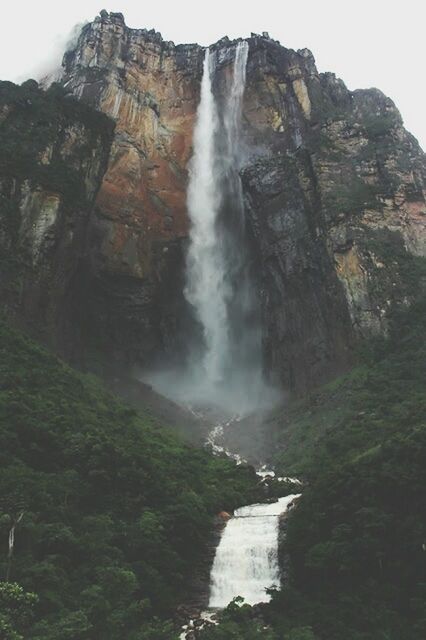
[
  {"x1": 219, "y1": 42, "x2": 266, "y2": 405},
  {"x1": 184, "y1": 48, "x2": 231, "y2": 388},
  {"x1": 148, "y1": 42, "x2": 271, "y2": 413},
  {"x1": 151, "y1": 45, "x2": 299, "y2": 634},
  {"x1": 222, "y1": 40, "x2": 249, "y2": 210},
  {"x1": 174, "y1": 41, "x2": 277, "y2": 413},
  {"x1": 209, "y1": 494, "x2": 301, "y2": 608}
]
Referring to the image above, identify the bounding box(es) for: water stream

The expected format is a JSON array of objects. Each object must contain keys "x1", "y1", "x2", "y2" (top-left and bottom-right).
[
  {"x1": 185, "y1": 47, "x2": 227, "y2": 388},
  {"x1": 183, "y1": 43, "x2": 298, "y2": 615},
  {"x1": 205, "y1": 418, "x2": 301, "y2": 608},
  {"x1": 184, "y1": 41, "x2": 262, "y2": 410},
  {"x1": 153, "y1": 43, "x2": 297, "y2": 631}
]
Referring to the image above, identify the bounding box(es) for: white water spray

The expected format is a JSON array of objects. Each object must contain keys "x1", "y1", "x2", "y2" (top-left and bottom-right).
[
  {"x1": 182, "y1": 42, "x2": 273, "y2": 411},
  {"x1": 184, "y1": 48, "x2": 231, "y2": 387}
]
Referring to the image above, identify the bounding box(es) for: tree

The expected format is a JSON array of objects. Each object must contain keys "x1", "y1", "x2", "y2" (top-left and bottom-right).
[
  {"x1": 284, "y1": 628, "x2": 316, "y2": 640},
  {"x1": 0, "y1": 582, "x2": 38, "y2": 640}
]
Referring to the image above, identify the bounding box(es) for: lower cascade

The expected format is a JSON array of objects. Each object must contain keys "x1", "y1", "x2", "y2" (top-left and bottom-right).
[{"x1": 208, "y1": 494, "x2": 301, "y2": 608}]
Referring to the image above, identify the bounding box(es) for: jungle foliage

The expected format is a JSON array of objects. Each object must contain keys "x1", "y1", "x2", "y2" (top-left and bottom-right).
[
  {"x1": 0, "y1": 321, "x2": 258, "y2": 639},
  {"x1": 200, "y1": 297, "x2": 426, "y2": 639}
]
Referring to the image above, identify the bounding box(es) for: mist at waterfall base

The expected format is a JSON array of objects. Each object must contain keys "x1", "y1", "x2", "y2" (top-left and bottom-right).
[{"x1": 146, "y1": 44, "x2": 280, "y2": 416}]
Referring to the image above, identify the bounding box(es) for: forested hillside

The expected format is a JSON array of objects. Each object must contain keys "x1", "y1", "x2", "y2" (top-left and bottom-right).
[
  {"x1": 0, "y1": 321, "x2": 257, "y2": 639},
  {"x1": 197, "y1": 297, "x2": 426, "y2": 639},
  {"x1": 1, "y1": 10, "x2": 425, "y2": 640}
]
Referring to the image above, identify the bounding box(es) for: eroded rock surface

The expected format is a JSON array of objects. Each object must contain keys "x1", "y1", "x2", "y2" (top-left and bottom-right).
[
  {"x1": 239, "y1": 37, "x2": 426, "y2": 390},
  {"x1": 59, "y1": 12, "x2": 425, "y2": 389},
  {"x1": 1, "y1": 12, "x2": 425, "y2": 391},
  {"x1": 0, "y1": 80, "x2": 113, "y2": 358},
  {"x1": 60, "y1": 12, "x2": 204, "y2": 371}
]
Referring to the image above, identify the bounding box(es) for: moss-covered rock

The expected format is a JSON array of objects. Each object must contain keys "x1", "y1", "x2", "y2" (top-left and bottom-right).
[{"x1": 0, "y1": 80, "x2": 114, "y2": 357}]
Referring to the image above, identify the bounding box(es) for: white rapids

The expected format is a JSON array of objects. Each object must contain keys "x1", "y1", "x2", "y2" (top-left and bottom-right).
[
  {"x1": 208, "y1": 494, "x2": 301, "y2": 608},
  {"x1": 206, "y1": 418, "x2": 302, "y2": 609}
]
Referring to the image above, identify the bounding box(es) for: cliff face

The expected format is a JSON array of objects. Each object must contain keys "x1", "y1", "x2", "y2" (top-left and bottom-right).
[
  {"x1": 237, "y1": 38, "x2": 426, "y2": 389},
  {"x1": 0, "y1": 80, "x2": 113, "y2": 358},
  {"x1": 2, "y1": 11, "x2": 424, "y2": 392},
  {"x1": 58, "y1": 11, "x2": 425, "y2": 391},
  {"x1": 60, "y1": 12, "x2": 204, "y2": 369}
]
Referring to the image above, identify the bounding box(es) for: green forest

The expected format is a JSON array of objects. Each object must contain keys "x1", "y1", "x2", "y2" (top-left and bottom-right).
[
  {"x1": 195, "y1": 297, "x2": 426, "y2": 639},
  {"x1": 0, "y1": 320, "x2": 258, "y2": 639},
  {"x1": 1, "y1": 295, "x2": 425, "y2": 638}
]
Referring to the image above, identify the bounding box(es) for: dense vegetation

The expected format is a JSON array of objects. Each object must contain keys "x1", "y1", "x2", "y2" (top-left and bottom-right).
[
  {"x1": 198, "y1": 296, "x2": 426, "y2": 639},
  {"x1": 0, "y1": 80, "x2": 114, "y2": 322},
  {"x1": 1, "y1": 298, "x2": 424, "y2": 640},
  {"x1": 1, "y1": 281, "x2": 424, "y2": 640},
  {"x1": 0, "y1": 321, "x2": 258, "y2": 639},
  {"x1": 0, "y1": 79, "x2": 112, "y2": 200}
]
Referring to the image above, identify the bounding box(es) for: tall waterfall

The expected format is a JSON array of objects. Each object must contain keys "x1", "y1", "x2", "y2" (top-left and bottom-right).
[
  {"x1": 184, "y1": 48, "x2": 230, "y2": 387},
  {"x1": 147, "y1": 41, "x2": 278, "y2": 414},
  {"x1": 209, "y1": 495, "x2": 300, "y2": 607},
  {"x1": 223, "y1": 41, "x2": 249, "y2": 192},
  {"x1": 182, "y1": 42, "x2": 271, "y2": 412}
]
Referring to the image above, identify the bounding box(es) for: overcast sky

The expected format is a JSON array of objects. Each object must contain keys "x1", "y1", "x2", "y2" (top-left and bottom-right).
[{"x1": 1, "y1": 1, "x2": 425, "y2": 149}]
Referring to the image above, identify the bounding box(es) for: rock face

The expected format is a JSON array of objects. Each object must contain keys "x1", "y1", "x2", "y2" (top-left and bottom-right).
[
  {"x1": 1, "y1": 12, "x2": 425, "y2": 391},
  {"x1": 0, "y1": 80, "x2": 113, "y2": 357},
  {"x1": 60, "y1": 12, "x2": 204, "y2": 371},
  {"x1": 239, "y1": 40, "x2": 426, "y2": 389}
]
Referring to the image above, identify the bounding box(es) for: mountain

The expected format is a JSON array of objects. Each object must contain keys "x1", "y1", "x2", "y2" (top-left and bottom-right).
[
  {"x1": 0, "y1": 10, "x2": 425, "y2": 640},
  {"x1": 1, "y1": 10, "x2": 425, "y2": 393},
  {"x1": 0, "y1": 80, "x2": 113, "y2": 362}
]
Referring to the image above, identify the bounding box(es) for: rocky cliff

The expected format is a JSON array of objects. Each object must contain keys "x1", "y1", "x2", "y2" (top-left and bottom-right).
[
  {"x1": 1, "y1": 11, "x2": 425, "y2": 392},
  {"x1": 59, "y1": 11, "x2": 204, "y2": 371},
  {"x1": 0, "y1": 80, "x2": 113, "y2": 359},
  {"x1": 239, "y1": 40, "x2": 426, "y2": 389}
]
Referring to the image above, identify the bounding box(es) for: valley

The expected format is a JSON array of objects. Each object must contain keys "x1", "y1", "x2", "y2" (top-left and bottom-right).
[{"x1": 0, "y1": 9, "x2": 425, "y2": 640}]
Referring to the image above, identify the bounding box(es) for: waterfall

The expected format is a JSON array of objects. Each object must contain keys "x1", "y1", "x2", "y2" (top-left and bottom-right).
[
  {"x1": 223, "y1": 41, "x2": 249, "y2": 186},
  {"x1": 147, "y1": 41, "x2": 278, "y2": 414},
  {"x1": 184, "y1": 48, "x2": 230, "y2": 387},
  {"x1": 182, "y1": 42, "x2": 272, "y2": 412},
  {"x1": 184, "y1": 43, "x2": 250, "y2": 393},
  {"x1": 208, "y1": 495, "x2": 300, "y2": 608}
]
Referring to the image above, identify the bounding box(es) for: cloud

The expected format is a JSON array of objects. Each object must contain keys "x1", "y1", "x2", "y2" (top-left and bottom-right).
[{"x1": 17, "y1": 22, "x2": 86, "y2": 85}]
